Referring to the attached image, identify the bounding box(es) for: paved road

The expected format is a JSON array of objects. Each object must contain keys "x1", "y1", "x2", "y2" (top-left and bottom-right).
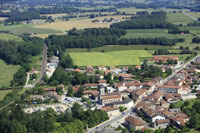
[
  {"x1": 88, "y1": 109, "x2": 132, "y2": 133},
  {"x1": 182, "y1": 11, "x2": 198, "y2": 21},
  {"x1": 161, "y1": 55, "x2": 199, "y2": 85}
]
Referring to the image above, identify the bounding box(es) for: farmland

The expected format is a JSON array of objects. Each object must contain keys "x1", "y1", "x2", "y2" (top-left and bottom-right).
[
  {"x1": 167, "y1": 13, "x2": 194, "y2": 25},
  {"x1": 0, "y1": 59, "x2": 20, "y2": 88},
  {"x1": 34, "y1": 15, "x2": 129, "y2": 31},
  {"x1": 69, "y1": 50, "x2": 152, "y2": 66}
]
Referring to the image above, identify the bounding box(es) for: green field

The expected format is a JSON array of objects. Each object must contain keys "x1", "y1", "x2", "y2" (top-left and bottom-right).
[
  {"x1": 167, "y1": 13, "x2": 194, "y2": 25},
  {"x1": 66, "y1": 45, "x2": 174, "y2": 53},
  {"x1": 122, "y1": 29, "x2": 183, "y2": 39},
  {"x1": 0, "y1": 59, "x2": 20, "y2": 88},
  {"x1": 69, "y1": 50, "x2": 152, "y2": 66},
  {"x1": 0, "y1": 90, "x2": 12, "y2": 100},
  {"x1": 0, "y1": 33, "x2": 23, "y2": 42},
  {"x1": 0, "y1": 24, "x2": 62, "y2": 34}
]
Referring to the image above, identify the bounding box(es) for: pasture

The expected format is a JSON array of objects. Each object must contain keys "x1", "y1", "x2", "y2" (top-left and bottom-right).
[
  {"x1": 66, "y1": 45, "x2": 174, "y2": 53},
  {"x1": 0, "y1": 24, "x2": 62, "y2": 34},
  {"x1": 69, "y1": 50, "x2": 152, "y2": 66},
  {"x1": 118, "y1": 8, "x2": 156, "y2": 14},
  {"x1": 0, "y1": 59, "x2": 20, "y2": 88},
  {"x1": 122, "y1": 29, "x2": 182, "y2": 39},
  {"x1": 167, "y1": 13, "x2": 193, "y2": 25},
  {"x1": 34, "y1": 15, "x2": 129, "y2": 31},
  {"x1": 0, "y1": 33, "x2": 23, "y2": 42},
  {"x1": 0, "y1": 90, "x2": 12, "y2": 100}
]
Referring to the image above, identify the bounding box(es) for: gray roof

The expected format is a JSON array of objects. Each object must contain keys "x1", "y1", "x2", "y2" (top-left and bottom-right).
[{"x1": 98, "y1": 128, "x2": 116, "y2": 133}]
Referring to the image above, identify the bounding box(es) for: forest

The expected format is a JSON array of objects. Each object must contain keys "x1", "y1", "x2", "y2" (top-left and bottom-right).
[
  {"x1": 0, "y1": 104, "x2": 109, "y2": 133},
  {"x1": 110, "y1": 11, "x2": 175, "y2": 29}
]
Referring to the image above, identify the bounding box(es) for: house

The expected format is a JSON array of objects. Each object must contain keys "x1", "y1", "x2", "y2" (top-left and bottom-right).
[
  {"x1": 118, "y1": 73, "x2": 134, "y2": 81},
  {"x1": 99, "y1": 92, "x2": 122, "y2": 105},
  {"x1": 160, "y1": 100, "x2": 170, "y2": 109},
  {"x1": 30, "y1": 95, "x2": 44, "y2": 100},
  {"x1": 156, "y1": 119, "x2": 170, "y2": 128},
  {"x1": 150, "y1": 56, "x2": 179, "y2": 63},
  {"x1": 135, "y1": 65, "x2": 141, "y2": 70},
  {"x1": 110, "y1": 66, "x2": 116, "y2": 71},
  {"x1": 98, "y1": 80, "x2": 107, "y2": 86},
  {"x1": 86, "y1": 66, "x2": 94, "y2": 75},
  {"x1": 164, "y1": 93, "x2": 180, "y2": 103},
  {"x1": 83, "y1": 90, "x2": 99, "y2": 101},
  {"x1": 48, "y1": 56, "x2": 59, "y2": 64},
  {"x1": 100, "y1": 106, "x2": 119, "y2": 116},
  {"x1": 73, "y1": 86, "x2": 80, "y2": 92},
  {"x1": 106, "y1": 98, "x2": 134, "y2": 109},
  {"x1": 157, "y1": 85, "x2": 182, "y2": 94},
  {"x1": 98, "y1": 66, "x2": 107, "y2": 71},
  {"x1": 150, "y1": 113, "x2": 166, "y2": 123},
  {"x1": 144, "y1": 91, "x2": 163, "y2": 102},
  {"x1": 83, "y1": 83, "x2": 99, "y2": 89},
  {"x1": 115, "y1": 84, "x2": 127, "y2": 92},
  {"x1": 48, "y1": 63, "x2": 58, "y2": 69},
  {"x1": 122, "y1": 66, "x2": 129, "y2": 73},
  {"x1": 125, "y1": 116, "x2": 145, "y2": 130},
  {"x1": 119, "y1": 89, "x2": 131, "y2": 98},
  {"x1": 126, "y1": 82, "x2": 143, "y2": 91},
  {"x1": 132, "y1": 89, "x2": 147, "y2": 102}
]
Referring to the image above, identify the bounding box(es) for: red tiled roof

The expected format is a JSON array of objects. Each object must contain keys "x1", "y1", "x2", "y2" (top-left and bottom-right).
[
  {"x1": 102, "y1": 95, "x2": 121, "y2": 100},
  {"x1": 125, "y1": 116, "x2": 145, "y2": 126},
  {"x1": 98, "y1": 80, "x2": 106, "y2": 83},
  {"x1": 156, "y1": 119, "x2": 170, "y2": 124},
  {"x1": 73, "y1": 86, "x2": 80, "y2": 92},
  {"x1": 132, "y1": 89, "x2": 147, "y2": 96},
  {"x1": 83, "y1": 83, "x2": 99, "y2": 87},
  {"x1": 158, "y1": 85, "x2": 181, "y2": 89},
  {"x1": 83, "y1": 90, "x2": 99, "y2": 96}
]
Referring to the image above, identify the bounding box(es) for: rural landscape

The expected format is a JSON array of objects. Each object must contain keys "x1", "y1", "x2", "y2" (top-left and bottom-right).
[{"x1": 0, "y1": 0, "x2": 200, "y2": 133}]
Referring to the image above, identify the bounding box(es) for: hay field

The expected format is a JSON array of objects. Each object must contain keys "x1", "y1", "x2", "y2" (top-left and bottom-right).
[
  {"x1": 0, "y1": 33, "x2": 23, "y2": 42},
  {"x1": 69, "y1": 50, "x2": 152, "y2": 66},
  {"x1": 34, "y1": 15, "x2": 129, "y2": 31}
]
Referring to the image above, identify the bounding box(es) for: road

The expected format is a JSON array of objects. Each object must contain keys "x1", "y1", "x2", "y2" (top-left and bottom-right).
[
  {"x1": 182, "y1": 11, "x2": 198, "y2": 21},
  {"x1": 88, "y1": 109, "x2": 132, "y2": 133},
  {"x1": 161, "y1": 55, "x2": 199, "y2": 85},
  {"x1": 87, "y1": 55, "x2": 199, "y2": 133}
]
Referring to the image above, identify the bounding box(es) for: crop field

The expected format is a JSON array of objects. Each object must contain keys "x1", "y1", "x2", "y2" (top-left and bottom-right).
[
  {"x1": 34, "y1": 15, "x2": 130, "y2": 31},
  {"x1": 167, "y1": 13, "x2": 193, "y2": 25},
  {"x1": 69, "y1": 50, "x2": 152, "y2": 66},
  {"x1": 0, "y1": 24, "x2": 62, "y2": 34},
  {"x1": 122, "y1": 29, "x2": 183, "y2": 39},
  {"x1": 0, "y1": 59, "x2": 20, "y2": 88}
]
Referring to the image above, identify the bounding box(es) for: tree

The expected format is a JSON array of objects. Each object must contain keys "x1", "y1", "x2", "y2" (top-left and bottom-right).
[{"x1": 67, "y1": 85, "x2": 74, "y2": 97}]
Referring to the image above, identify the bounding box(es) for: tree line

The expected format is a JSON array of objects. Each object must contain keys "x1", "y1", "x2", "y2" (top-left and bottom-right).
[{"x1": 110, "y1": 11, "x2": 175, "y2": 29}]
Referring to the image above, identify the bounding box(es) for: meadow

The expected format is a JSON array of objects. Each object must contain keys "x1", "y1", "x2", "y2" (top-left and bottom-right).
[
  {"x1": 0, "y1": 33, "x2": 23, "y2": 42},
  {"x1": 167, "y1": 13, "x2": 193, "y2": 25},
  {"x1": 69, "y1": 50, "x2": 152, "y2": 66},
  {"x1": 0, "y1": 24, "x2": 62, "y2": 34},
  {"x1": 121, "y1": 29, "x2": 182, "y2": 39},
  {"x1": 0, "y1": 59, "x2": 20, "y2": 88},
  {"x1": 0, "y1": 90, "x2": 12, "y2": 100},
  {"x1": 118, "y1": 8, "x2": 156, "y2": 14}
]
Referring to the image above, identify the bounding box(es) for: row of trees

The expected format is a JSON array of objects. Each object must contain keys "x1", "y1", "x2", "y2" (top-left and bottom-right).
[{"x1": 192, "y1": 37, "x2": 200, "y2": 43}]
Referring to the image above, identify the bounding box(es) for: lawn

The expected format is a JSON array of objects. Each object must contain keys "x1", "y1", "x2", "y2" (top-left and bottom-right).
[
  {"x1": 118, "y1": 8, "x2": 156, "y2": 14},
  {"x1": 0, "y1": 33, "x2": 23, "y2": 42},
  {"x1": 0, "y1": 24, "x2": 62, "y2": 34},
  {"x1": 69, "y1": 50, "x2": 152, "y2": 66},
  {"x1": 122, "y1": 29, "x2": 182, "y2": 39},
  {"x1": 0, "y1": 59, "x2": 20, "y2": 88},
  {"x1": 66, "y1": 45, "x2": 174, "y2": 53},
  {"x1": 167, "y1": 13, "x2": 194, "y2": 25}
]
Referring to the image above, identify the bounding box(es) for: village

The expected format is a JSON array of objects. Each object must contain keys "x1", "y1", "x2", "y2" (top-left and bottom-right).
[{"x1": 23, "y1": 55, "x2": 200, "y2": 132}]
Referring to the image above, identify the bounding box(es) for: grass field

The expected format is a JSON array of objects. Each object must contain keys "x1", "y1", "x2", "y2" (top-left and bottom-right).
[
  {"x1": 167, "y1": 13, "x2": 194, "y2": 25},
  {"x1": 0, "y1": 24, "x2": 62, "y2": 34},
  {"x1": 118, "y1": 8, "x2": 156, "y2": 14},
  {"x1": 0, "y1": 90, "x2": 12, "y2": 100},
  {"x1": 0, "y1": 33, "x2": 23, "y2": 42},
  {"x1": 122, "y1": 29, "x2": 183, "y2": 39},
  {"x1": 69, "y1": 50, "x2": 152, "y2": 66},
  {"x1": 34, "y1": 15, "x2": 129, "y2": 31},
  {"x1": 0, "y1": 59, "x2": 20, "y2": 88},
  {"x1": 66, "y1": 45, "x2": 174, "y2": 53},
  {"x1": 180, "y1": 26, "x2": 200, "y2": 34}
]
